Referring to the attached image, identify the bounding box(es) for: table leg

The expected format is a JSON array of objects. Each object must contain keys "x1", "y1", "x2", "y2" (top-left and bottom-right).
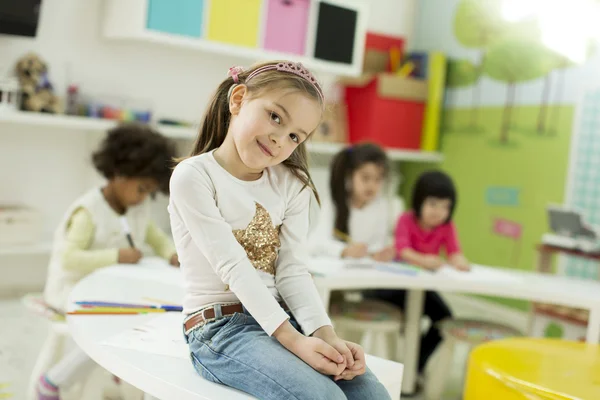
[
  {"x1": 536, "y1": 249, "x2": 553, "y2": 274},
  {"x1": 402, "y1": 289, "x2": 425, "y2": 395},
  {"x1": 586, "y1": 307, "x2": 600, "y2": 344}
]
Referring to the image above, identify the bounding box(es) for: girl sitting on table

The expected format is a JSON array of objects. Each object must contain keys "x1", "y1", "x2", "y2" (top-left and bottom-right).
[
  {"x1": 169, "y1": 61, "x2": 390, "y2": 400},
  {"x1": 36, "y1": 125, "x2": 178, "y2": 400},
  {"x1": 310, "y1": 142, "x2": 402, "y2": 261},
  {"x1": 369, "y1": 170, "x2": 469, "y2": 385}
]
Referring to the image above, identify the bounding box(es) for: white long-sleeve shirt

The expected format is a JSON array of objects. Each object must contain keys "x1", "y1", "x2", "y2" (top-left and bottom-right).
[
  {"x1": 310, "y1": 194, "x2": 404, "y2": 258},
  {"x1": 168, "y1": 151, "x2": 331, "y2": 336}
]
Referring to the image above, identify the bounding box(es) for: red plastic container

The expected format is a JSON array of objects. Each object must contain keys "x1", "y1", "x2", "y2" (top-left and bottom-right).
[{"x1": 343, "y1": 77, "x2": 425, "y2": 150}]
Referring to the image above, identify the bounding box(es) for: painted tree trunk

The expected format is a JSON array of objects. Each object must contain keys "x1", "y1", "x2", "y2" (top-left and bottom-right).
[
  {"x1": 537, "y1": 73, "x2": 552, "y2": 133},
  {"x1": 501, "y1": 82, "x2": 516, "y2": 143},
  {"x1": 548, "y1": 68, "x2": 566, "y2": 132},
  {"x1": 470, "y1": 52, "x2": 485, "y2": 128}
]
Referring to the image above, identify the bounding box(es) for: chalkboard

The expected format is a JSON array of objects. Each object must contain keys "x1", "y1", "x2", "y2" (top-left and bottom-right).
[{"x1": 314, "y1": 2, "x2": 357, "y2": 65}]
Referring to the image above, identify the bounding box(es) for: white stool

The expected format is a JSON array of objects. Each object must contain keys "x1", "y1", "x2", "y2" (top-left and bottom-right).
[
  {"x1": 426, "y1": 318, "x2": 523, "y2": 400},
  {"x1": 330, "y1": 298, "x2": 403, "y2": 361}
]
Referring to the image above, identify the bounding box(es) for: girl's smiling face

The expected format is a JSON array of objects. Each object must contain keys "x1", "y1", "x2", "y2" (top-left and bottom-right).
[{"x1": 228, "y1": 86, "x2": 322, "y2": 173}]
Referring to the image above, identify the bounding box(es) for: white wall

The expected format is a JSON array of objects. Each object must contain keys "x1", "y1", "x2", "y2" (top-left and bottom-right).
[{"x1": 0, "y1": 0, "x2": 416, "y2": 292}]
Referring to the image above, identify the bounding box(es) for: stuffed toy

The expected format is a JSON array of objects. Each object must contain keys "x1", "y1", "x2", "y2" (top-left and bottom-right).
[{"x1": 15, "y1": 52, "x2": 62, "y2": 113}]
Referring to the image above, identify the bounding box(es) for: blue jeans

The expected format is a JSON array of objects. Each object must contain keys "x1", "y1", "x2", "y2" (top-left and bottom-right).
[{"x1": 185, "y1": 308, "x2": 391, "y2": 400}]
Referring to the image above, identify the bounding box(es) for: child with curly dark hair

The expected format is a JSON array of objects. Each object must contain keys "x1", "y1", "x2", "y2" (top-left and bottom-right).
[{"x1": 35, "y1": 124, "x2": 178, "y2": 400}]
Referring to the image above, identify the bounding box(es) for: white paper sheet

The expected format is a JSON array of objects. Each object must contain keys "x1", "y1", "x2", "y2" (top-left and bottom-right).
[
  {"x1": 104, "y1": 261, "x2": 183, "y2": 287},
  {"x1": 100, "y1": 313, "x2": 189, "y2": 360},
  {"x1": 436, "y1": 265, "x2": 522, "y2": 284}
]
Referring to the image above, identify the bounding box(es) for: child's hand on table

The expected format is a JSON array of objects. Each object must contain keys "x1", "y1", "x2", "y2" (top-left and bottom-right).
[
  {"x1": 449, "y1": 254, "x2": 470, "y2": 272},
  {"x1": 312, "y1": 326, "x2": 366, "y2": 381},
  {"x1": 169, "y1": 253, "x2": 180, "y2": 267},
  {"x1": 118, "y1": 248, "x2": 142, "y2": 264},
  {"x1": 371, "y1": 246, "x2": 396, "y2": 262},
  {"x1": 341, "y1": 243, "x2": 368, "y2": 259},
  {"x1": 422, "y1": 255, "x2": 445, "y2": 271}
]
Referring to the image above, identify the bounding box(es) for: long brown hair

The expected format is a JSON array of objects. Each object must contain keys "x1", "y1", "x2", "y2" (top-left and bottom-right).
[
  {"x1": 330, "y1": 143, "x2": 389, "y2": 240},
  {"x1": 180, "y1": 61, "x2": 323, "y2": 203}
]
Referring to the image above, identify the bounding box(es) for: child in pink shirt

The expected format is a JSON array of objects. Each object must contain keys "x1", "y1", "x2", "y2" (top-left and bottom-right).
[
  {"x1": 369, "y1": 170, "x2": 469, "y2": 392},
  {"x1": 395, "y1": 170, "x2": 468, "y2": 270}
]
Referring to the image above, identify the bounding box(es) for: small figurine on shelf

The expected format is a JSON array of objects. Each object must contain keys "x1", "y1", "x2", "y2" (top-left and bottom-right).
[{"x1": 15, "y1": 52, "x2": 63, "y2": 113}]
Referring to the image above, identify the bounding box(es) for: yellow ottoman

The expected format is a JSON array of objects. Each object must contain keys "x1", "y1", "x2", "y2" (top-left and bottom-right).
[{"x1": 464, "y1": 338, "x2": 600, "y2": 400}]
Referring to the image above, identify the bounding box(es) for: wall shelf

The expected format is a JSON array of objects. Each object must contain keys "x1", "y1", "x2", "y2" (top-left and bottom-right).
[
  {"x1": 0, "y1": 111, "x2": 444, "y2": 163},
  {"x1": 102, "y1": 0, "x2": 370, "y2": 77},
  {"x1": 0, "y1": 242, "x2": 52, "y2": 256}
]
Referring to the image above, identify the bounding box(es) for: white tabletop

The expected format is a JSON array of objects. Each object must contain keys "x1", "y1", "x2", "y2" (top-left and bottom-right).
[
  {"x1": 67, "y1": 259, "x2": 403, "y2": 400},
  {"x1": 308, "y1": 258, "x2": 600, "y2": 311}
]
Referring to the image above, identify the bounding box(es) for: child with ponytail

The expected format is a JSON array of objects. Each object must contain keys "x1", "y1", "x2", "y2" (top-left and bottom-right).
[{"x1": 169, "y1": 62, "x2": 390, "y2": 400}]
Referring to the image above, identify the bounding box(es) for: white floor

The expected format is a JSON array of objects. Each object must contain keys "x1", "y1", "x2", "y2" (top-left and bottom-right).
[{"x1": 0, "y1": 297, "x2": 473, "y2": 400}]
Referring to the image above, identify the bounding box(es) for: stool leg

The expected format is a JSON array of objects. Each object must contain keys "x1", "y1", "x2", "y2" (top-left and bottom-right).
[
  {"x1": 386, "y1": 331, "x2": 400, "y2": 361},
  {"x1": 457, "y1": 344, "x2": 474, "y2": 399},
  {"x1": 27, "y1": 329, "x2": 65, "y2": 400},
  {"x1": 425, "y1": 336, "x2": 456, "y2": 400}
]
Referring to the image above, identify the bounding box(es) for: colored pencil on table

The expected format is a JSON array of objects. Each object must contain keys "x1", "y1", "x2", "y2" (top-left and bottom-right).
[
  {"x1": 67, "y1": 311, "x2": 142, "y2": 315},
  {"x1": 75, "y1": 301, "x2": 182, "y2": 311},
  {"x1": 77, "y1": 307, "x2": 167, "y2": 313}
]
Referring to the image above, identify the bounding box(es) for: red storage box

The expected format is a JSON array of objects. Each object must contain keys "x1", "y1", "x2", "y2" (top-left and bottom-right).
[{"x1": 342, "y1": 74, "x2": 427, "y2": 150}]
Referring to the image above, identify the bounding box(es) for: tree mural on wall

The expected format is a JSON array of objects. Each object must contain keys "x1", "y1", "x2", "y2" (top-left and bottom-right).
[
  {"x1": 483, "y1": 39, "x2": 550, "y2": 143},
  {"x1": 453, "y1": 0, "x2": 506, "y2": 128},
  {"x1": 445, "y1": 59, "x2": 480, "y2": 130}
]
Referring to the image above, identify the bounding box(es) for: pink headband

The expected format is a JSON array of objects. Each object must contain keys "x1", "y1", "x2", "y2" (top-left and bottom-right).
[{"x1": 227, "y1": 62, "x2": 324, "y2": 103}]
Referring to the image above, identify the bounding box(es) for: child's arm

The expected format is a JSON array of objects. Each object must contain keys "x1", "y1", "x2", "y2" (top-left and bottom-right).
[
  {"x1": 395, "y1": 213, "x2": 444, "y2": 270},
  {"x1": 276, "y1": 187, "x2": 358, "y2": 375},
  {"x1": 144, "y1": 220, "x2": 178, "y2": 266},
  {"x1": 275, "y1": 187, "x2": 333, "y2": 336},
  {"x1": 445, "y1": 223, "x2": 470, "y2": 271},
  {"x1": 62, "y1": 208, "x2": 141, "y2": 273}
]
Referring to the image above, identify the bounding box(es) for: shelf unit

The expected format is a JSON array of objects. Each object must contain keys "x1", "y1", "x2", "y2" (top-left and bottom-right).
[
  {"x1": 102, "y1": 0, "x2": 370, "y2": 77},
  {"x1": 0, "y1": 111, "x2": 444, "y2": 162}
]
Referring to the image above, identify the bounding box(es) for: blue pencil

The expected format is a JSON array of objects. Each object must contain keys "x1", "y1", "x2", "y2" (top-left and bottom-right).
[{"x1": 75, "y1": 301, "x2": 182, "y2": 312}]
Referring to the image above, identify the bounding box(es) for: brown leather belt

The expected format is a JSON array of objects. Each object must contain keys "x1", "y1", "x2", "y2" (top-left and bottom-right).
[{"x1": 184, "y1": 302, "x2": 288, "y2": 333}]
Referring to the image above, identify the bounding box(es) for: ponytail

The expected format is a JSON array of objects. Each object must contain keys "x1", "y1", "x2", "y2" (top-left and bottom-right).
[
  {"x1": 186, "y1": 78, "x2": 233, "y2": 158},
  {"x1": 330, "y1": 149, "x2": 352, "y2": 240}
]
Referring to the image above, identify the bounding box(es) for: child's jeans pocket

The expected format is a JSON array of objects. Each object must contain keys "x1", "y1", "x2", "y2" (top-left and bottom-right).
[{"x1": 190, "y1": 312, "x2": 244, "y2": 343}]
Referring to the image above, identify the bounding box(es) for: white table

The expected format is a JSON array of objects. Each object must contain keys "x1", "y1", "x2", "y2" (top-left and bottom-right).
[
  {"x1": 308, "y1": 258, "x2": 600, "y2": 394},
  {"x1": 67, "y1": 261, "x2": 404, "y2": 400}
]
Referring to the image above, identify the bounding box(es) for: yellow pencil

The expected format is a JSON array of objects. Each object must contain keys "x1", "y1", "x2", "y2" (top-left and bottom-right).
[
  {"x1": 77, "y1": 307, "x2": 166, "y2": 313},
  {"x1": 397, "y1": 61, "x2": 415, "y2": 77}
]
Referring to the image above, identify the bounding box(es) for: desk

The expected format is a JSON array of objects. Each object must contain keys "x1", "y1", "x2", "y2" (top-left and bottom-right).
[
  {"x1": 307, "y1": 258, "x2": 600, "y2": 394},
  {"x1": 67, "y1": 261, "x2": 404, "y2": 399}
]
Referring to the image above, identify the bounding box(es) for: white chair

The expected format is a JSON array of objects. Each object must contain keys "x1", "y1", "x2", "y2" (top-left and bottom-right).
[
  {"x1": 330, "y1": 297, "x2": 403, "y2": 361},
  {"x1": 426, "y1": 318, "x2": 523, "y2": 400}
]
